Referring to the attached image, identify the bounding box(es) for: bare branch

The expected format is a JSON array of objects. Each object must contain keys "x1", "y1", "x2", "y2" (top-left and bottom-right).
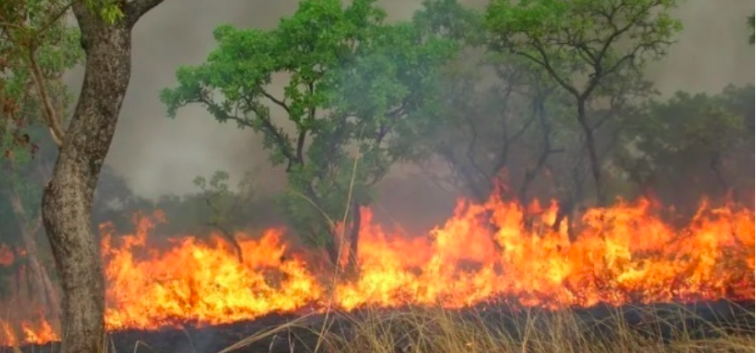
[
  {"x1": 261, "y1": 89, "x2": 290, "y2": 113},
  {"x1": 199, "y1": 191, "x2": 243, "y2": 263},
  {"x1": 0, "y1": 21, "x2": 25, "y2": 31},
  {"x1": 516, "y1": 40, "x2": 581, "y2": 99},
  {"x1": 198, "y1": 95, "x2": 299, "y2": 170},
  {"x1": 28, "y1": 47, "x2": 65, "y2": 147},
  {"x1": 461, "y1": 108, "x2": 489, "y2": 185},
  {"x1": 518, "y1": 93, "x2": 563, "y2": 203}
]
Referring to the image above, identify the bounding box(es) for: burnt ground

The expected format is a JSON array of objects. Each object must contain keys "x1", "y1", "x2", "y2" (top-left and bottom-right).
[{"x1": 13, "y1": 300, "x2": 756, "y2": 353}]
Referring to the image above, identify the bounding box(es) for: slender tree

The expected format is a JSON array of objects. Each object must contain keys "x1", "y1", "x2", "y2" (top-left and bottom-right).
[
  {"x1": 484, "y1": 0, "x2": 682, "y2": 204},
  {"x1": 161, "y1": 0, "x2": 457, "y2": 271}
]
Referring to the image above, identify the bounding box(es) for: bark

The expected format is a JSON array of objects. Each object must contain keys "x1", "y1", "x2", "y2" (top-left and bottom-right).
[{"x1": 40, "y1": 2, "x2": 162, "y2": 352}]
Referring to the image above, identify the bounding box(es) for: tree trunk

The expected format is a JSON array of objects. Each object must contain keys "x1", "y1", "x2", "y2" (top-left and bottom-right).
[
  {"x1": 551, "y1": 196, "x2": 575, "y2": 241},
  {"x1": 345, "y1": 201, "x2": 361, "y2": 278},
  {"x1": 8, "y1": 189, "x2": 61, "y2": 321},
  {"x1": 324, "y1": 239, "x2": 340, "y2": 269},
  {"x1": 576, "y1": 101, "x2": 604, "y2": 205},
  {"x1": 41, "y1": 2, "x2": 162, "y2": 352}
]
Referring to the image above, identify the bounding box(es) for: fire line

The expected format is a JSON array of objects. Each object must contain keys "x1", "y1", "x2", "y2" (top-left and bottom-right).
[{"x1": 1, "y1": 190, "x2": 754, "y2": 347}]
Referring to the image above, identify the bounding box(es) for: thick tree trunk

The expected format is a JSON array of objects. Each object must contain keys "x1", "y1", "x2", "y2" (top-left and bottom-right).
[{"x1": 40, "y1": 2, "x2": 163, "y2": 351}]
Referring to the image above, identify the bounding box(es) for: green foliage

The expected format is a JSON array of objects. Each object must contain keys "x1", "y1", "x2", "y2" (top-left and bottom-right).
[
  {"x1": 749, "y1": 15, "x2": 754, "y2": 44},
  {"x1": 161, "y1": 0, "x2": 458, "y2": 250},
  {"x1": 614, "y1": 85, "x2": 754, "y2": 204},
  {"x1": 91, "y1": 169, "x2": 282, "y2": 244},
  {"x1": 0, "y1": 1, "x2": 82, "y2": 128},
  {"x1": 0, "y1": 0, "x2": 84, "y2": 296},
  {"x1": 0, "y1": 0, "x2": 81, "y2": 221},
  {"x1": 412, "y1": 0, "x2": 483, "y2": 44},
  {"x1": 482, "y1": 0, "x2": 682, "y2": 203},
  {"x1": 484, "y1": 0, "x2": 682, "y2": 98},
  {"x1": 193, "y1": 170, "x2": 259, "y2": 233}
]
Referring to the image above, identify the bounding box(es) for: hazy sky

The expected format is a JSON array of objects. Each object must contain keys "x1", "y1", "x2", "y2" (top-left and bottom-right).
[{"x1": 84, "y1": 0, "x2": 754, "y2": 202}]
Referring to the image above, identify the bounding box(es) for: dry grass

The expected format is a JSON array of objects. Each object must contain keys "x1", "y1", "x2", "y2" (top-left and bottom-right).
[
  {"x1": 212, "y1": 154, "x2": 756, "y2": 353},
  {"x1": 216, "y1": 304, "x2": 755, "y2": 353}
]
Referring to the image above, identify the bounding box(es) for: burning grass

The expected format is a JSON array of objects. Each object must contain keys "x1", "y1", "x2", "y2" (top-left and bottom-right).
[
  {"x1": 4, "y1": 300, "x2": 754, "y2": 352},
  {"x1": 0, "y1": 186, "x2": 753, "y2": 350}
]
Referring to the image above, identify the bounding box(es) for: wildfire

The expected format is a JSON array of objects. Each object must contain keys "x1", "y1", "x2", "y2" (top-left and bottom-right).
[
  {"x1": 0, "y1": 190, "x2": 753, "y2": 347},
  {"x1": 0, "y1": 245, "x2": 13, "y2": 267}
]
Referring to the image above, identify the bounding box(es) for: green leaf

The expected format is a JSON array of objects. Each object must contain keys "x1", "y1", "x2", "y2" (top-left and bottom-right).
[{"x1": 161, "y1": 0, "x2": 459, "y2": 249}]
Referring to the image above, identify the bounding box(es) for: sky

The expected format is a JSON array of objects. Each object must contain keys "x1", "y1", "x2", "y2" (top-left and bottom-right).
[{"x1": 65, "y1": 0, "x2": 755, "y2": 210}]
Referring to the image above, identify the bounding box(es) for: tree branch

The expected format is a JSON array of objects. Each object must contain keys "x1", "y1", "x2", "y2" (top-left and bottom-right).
[
  {"x1": 461, "y1": 107, "x2": 489, "y2": 185},
  {"x1": 518, "y1": 93, "x2": 563, "y2": 204},
  {"x1": 126, "y1": 0, "x2": 165, "y2": 27},
  {"x1": 580, "y1": 1, "x2": 658, "y2": 100},
  {"x1": 293, "y1": 82, "x2": 318, "y2": 166},
  {"x1": 33, "y1": 2, "x2": 74, "y2": 41},
  {"x1": 261, "y1": 89, "x2": 290, "y2": 113},
  {"x1": 28, "y1": 47, "x2": 65, "y2": 147},
  {"x1": 199, "y1": 95, "x2": 298, "y2": 170},
  {"x1": 199, "y1": 192, "x2": 243, "y2": 263},
  {"x1": 0, "y1": 21, "x2": 25, "y2": 31},
  {"x1": 517, "y1": 40, "x2": 580, "y2": 99}
]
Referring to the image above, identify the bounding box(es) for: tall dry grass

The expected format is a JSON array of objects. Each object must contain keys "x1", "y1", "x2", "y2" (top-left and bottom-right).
[{"x1": 217, "y1": 303, "x2": 755, "y2": 353}]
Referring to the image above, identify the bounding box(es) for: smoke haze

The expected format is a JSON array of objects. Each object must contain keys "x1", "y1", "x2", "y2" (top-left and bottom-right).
[{"x1": 66, "y1": 0, "x2": 754, "y2": 218}]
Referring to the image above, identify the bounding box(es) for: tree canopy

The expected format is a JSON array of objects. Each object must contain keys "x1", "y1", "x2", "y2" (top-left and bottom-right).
[
  {"x1": 161, "y1": 0, "x2": 459, "y2": 265},
  {"x1": 483, "y1": 0, "x2": 682, "y2": 204}
]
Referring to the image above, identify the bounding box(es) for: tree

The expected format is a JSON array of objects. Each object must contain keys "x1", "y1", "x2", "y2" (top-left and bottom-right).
[
  {"x1": 0, "y1": 0, "x2": 83, "y2": 329},
  {"x1": 0, "y1": 127, "x2": 62, "y2": 324},
  {"x1": 193, "y1": 170, "x2": 261, "y2": 262},
  {"x1": 484, "y1": 0, "x2": 682, "y2": 205},
  {"x1": 2, "y1": 0, "x2": 167, "y2": 351},
  {"x1": 161, "y1": 0, "x2": 457, "y2": 271},
  {"x1": 614, "y1": 85, "x2": 755, "y2": 211}
]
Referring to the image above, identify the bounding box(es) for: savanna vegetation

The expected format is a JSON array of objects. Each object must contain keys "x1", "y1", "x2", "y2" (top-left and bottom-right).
[{"x1": 0, "y1": 0, "x2": 753, "y2": 352}]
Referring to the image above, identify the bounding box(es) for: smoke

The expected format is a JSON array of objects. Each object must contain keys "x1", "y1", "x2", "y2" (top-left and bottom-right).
[
  {"x1": 102, "y1": 0, "x2": 298, "y2": 197},
  {"x1": 63, "y1": 0, "x2": 753, "y2": 225},
  {"x1": 646, "y1": 1, "x2": 754, "y2": 96}
]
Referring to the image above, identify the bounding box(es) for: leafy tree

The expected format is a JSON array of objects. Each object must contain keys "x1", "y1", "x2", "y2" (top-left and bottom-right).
[
  {"x1": 614, "y1": 85, "x2": 755, "y2": 210},
  {"x1": 161, "y1": 0, "x2": 458, "y2": 270},
  {"x1": 749, "y1": 14, "x2": 754, "y2": 44},
  {"x1": 0, "y1": 0, "x2": 83, "y2": 326},
  {"x1": 193, "y1": 170, "x2": 261, "y2": 262},
  {"x1": 484, "y1": 0, "x2": 682, "y2": 205},
  {"x1": 2, "y1": 0, "x2": 166, "y2": 351},
  {"x1": 412, "y1": 0, "x2": 483, "y2": 43}
]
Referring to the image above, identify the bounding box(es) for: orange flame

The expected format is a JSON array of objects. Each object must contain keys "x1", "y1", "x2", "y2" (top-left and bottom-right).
[
  {"x1": 0, "y1": 317, "x2": 58, "y2": 347},
  {"x1": 0, "y1": 191, "x2": 753, "y2": 347},
  {"x1": 0, "y1": 244, "x2": 13, "y2": 267}
]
